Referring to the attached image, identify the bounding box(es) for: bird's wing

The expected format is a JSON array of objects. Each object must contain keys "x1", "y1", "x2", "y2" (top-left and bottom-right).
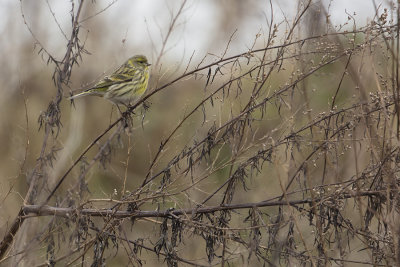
[
  {"x1": 89, "y1": 75, "x2": 133, "y2": 92},
  {"x1": 86, "y1": 63, "x2": 140, "y2": 93}
]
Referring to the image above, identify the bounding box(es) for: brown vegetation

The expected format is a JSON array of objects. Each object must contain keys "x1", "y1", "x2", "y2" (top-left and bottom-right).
[{"x1": 0, "y1": 1, "x2": 399, "y2": 266}]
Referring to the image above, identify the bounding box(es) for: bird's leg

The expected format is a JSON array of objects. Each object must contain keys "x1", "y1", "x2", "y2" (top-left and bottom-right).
[{"x1": 116, "y1": 104, "x2": 124, "y2": 115}]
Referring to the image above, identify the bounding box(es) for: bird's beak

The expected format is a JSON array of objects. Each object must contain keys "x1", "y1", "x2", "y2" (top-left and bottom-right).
[{"x1": 147, "y1": 63, "x2": 151, "y2": 66}]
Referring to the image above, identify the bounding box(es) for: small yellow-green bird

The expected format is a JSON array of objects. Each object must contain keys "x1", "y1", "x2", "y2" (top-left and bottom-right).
[{"x1": 69, "y1": 55, "x2": 151, "y2": 106}]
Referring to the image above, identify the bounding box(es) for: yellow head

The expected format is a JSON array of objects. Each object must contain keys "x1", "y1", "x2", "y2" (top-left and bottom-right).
[{"x1": 129, "y1": 55, "x2": 151, "y2": 69}]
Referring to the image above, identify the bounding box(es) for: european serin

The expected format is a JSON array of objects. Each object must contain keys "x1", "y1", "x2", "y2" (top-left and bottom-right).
[{"x1": 69, "y1": 55, "x2": 151, "y2": 106}]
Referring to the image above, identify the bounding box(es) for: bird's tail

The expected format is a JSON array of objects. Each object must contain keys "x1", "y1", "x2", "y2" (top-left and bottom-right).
[{"x1": 68, "y1": 90, "x2": 93, "y2": 100}]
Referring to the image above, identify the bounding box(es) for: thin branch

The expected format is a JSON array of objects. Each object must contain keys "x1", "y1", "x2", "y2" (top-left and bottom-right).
[{"x1": 24, "y1": 190, "x2": 384, "y2": 219}]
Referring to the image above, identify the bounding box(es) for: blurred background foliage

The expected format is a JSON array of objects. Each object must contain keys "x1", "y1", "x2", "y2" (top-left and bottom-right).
[{"x1": 0, "y1": 0, "x2": 398, "y2": 266}]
